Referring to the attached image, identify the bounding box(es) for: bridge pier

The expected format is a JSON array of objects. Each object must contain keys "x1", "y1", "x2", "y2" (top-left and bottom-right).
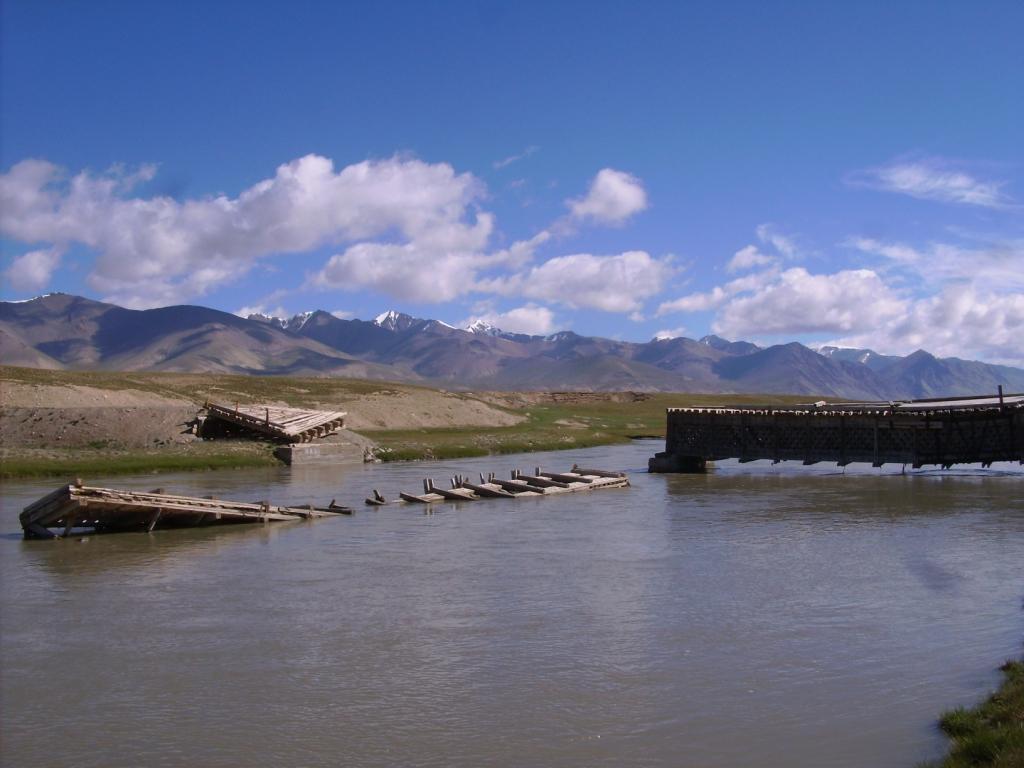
[{"x1": 649, "y1": 452, "x2": 706, "y2": 473}]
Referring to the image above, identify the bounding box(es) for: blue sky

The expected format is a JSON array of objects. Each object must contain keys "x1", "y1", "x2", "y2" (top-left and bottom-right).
[{"x1": 2, "y1": 1, "x2": 1022, "y2": 364}]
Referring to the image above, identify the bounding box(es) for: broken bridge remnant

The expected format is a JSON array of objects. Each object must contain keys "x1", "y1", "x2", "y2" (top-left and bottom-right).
[
  {"x1": 20, "y1": 482, "x2": 351, "y2": 539},
  {"x1": 201, "y1": 402, "x2": 348, "y2": 443}
]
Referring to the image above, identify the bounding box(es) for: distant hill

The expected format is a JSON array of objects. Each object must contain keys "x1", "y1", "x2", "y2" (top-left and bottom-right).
[
  {"x1": 0, "y1": 294, "x2": 398, "y2": 379},
  {"x1": 3, "y1": 293, "x2": 1023, "y2": 399}
]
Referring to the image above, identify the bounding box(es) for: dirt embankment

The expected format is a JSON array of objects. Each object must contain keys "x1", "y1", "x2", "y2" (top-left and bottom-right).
[
  {"x1": 0, "y1": 379, "x2": 524, "y2": 453},
  {"x1": 0, "y1": 384, "x2": 198, "y2": 451},
  {"x1": 337, "y1": 391, "x2": 522, "y2": 430}
]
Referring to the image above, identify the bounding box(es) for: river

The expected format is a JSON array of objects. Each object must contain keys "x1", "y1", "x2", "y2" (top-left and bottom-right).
[{"x1": 1, "y1": 440, "x2": 1021, "y2": 767}]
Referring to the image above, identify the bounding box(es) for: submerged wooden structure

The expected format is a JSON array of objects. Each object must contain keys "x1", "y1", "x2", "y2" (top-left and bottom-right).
[
  {"x1": 650, "y1": 392, "x2": 1024, "y2": 472},
  {"x1": 203, "y1": 402, "x2": 347, "y2": 443},
  {"x1": 387, "y1": 465, "x2": 629, "y2": 505},
  {"x1": 20, "y1": 482, "x2": 351, "y2": 539}
]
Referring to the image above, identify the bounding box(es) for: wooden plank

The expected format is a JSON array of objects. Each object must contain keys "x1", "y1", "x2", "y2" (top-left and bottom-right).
[
  {"x1": 399, "y1": 491, "x2": 444, "y2": 504},
  {"x1": 538, "y1": 471, "x2": 594, "y2": 484},
  {"x1": 571, "y1": 466, "x2": 627, "y2": 478},
  {"x1": 489, "y1": 478, "x2": 546, "y2": 495},
  {"x1": 432, "y1": 487, "x2": 478, "y2": 501},
  {"x1": 516, "y1": 474, "x2": 571, "y2": 489},
  {"x1": 460, "y1": 482, "x2": 516, "y2": 498}
]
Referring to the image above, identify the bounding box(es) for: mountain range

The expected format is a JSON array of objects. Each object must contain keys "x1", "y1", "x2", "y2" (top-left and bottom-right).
[{"x1": 2, "y1": 293, "x2": 1022, "y2": 400}]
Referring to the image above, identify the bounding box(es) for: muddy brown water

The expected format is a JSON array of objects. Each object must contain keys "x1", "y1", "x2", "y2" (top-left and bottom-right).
[{"x1": 1, "y1": 440, "x2": 1022, "y2": 767}]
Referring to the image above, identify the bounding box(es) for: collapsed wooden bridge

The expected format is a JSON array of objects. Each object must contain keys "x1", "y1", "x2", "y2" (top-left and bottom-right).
[
  {"x1": 20, "y1": 482, "x2": 351, "y2": 539},
  {"x1": 650, "y1": 391, "x2": 1024, "y2": 472},
  {"x1": 202, "y1": 402, "x2": 347, "y2": 443},
  {"x1": 385, "y1": 465, "x2": 629, "y2": 505}
]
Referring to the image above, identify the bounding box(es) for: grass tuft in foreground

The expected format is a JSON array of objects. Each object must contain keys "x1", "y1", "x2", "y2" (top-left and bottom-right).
[{"x1": 921, "y1": 659, "x2": 1024, "y2": 768}]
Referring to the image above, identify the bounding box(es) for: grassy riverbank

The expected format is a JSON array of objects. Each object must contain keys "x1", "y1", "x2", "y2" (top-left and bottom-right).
[
  {"x1": 363, "y1": 391, "x2": 802, "y2": 461},
  {"x1": 923, "y1": 658, "x2": 1024, "y2": 768},
  {"x1": 0, "y1": 444, "x2": 280, "y2": 480}
]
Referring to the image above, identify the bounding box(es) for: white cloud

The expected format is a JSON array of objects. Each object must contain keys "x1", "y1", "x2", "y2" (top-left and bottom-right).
[
  {"x1": 236, "y1": 304, "x2": 290, "y2": 319},
  {"x1": 490, "y1": 230, "x2": 552, "y2": 269},
  {"x1": 828, "y1": 286, "x2": 1024, "y2": 367},
  {"x1": 657, "y1": 286, "x2": 728, "y2": 315},
  {"x1": 493, "y1": 146, "x2": 538, "y2": 170},
  {"x1": 3, "y1": 247, "x2": 64, "y2": 293},
  {"x1": 755, "y1": 224, "x2": 798, "y2": 258},
  {"x1": 313, "y1": 240, "x2": 495, "y2": 304},
  {"x1": 847, "y1": 157, "x2": 1014, "y2": 208},
  {"x1": 566, "y1": 168, "x2": 648, "y2": 225},
  {"x1": 713, "y1": 267, "x2": 906, "y2": 337},
  {"x1": 330, "y1": 309, "x2": 353, "y2": 319},
  {"x1": 463, "y1": 304, "x2": 556, "y2": 335},
  {"x1": 488, "y1": 250, "x2": 673, "y2": 313},
  {"x1": 724, "y1": 224, "x2": 797, "y2": 274},
  {"x1": 844, "y1": 237, "x2": 921, "y2": 266},
  {"x1": 727, "y1": 245, "x2": 775, "y2": 273},
  {"x1": 653, "y1": 327, "x2": 687, "y2": 340},
  {"x1": 846, "y1": 236, "x2": 1024, "y2": 292},
  {"x1": 0, "y1": 154, "x2": 490, "y2": 307}
]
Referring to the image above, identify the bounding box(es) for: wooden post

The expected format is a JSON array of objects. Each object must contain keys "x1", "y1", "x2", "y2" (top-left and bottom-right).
[{"x1": 147, "y1": 508, "x2": 162, "y2": 532}]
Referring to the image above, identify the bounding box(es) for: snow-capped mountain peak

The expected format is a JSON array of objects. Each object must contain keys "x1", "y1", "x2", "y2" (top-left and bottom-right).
[
  {"x1": 465, "y1": 319, "x2": 503, "y2": 336},
  {"x1": 247, "y1": 310, "x2": 316, "y2": 331},
  {"x1": 373, "y1": 309, "x2": 419, "y2": 332},
  {"x1": 287, "y1": 311, "x2": 314, "y2": 331}
]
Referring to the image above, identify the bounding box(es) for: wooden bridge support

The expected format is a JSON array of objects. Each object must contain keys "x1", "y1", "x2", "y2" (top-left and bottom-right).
[{"x1": 650, "y1": 394, "x2": 1024, "y2": 472}]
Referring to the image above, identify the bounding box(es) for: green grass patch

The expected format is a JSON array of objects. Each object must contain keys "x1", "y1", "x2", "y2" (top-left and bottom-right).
[
  {"x1": 921, "y1": 659, "x2": 1024, "y2": 768},
  {"x1": 0, "y1": 447, "x2": 279, "y2": 479}
]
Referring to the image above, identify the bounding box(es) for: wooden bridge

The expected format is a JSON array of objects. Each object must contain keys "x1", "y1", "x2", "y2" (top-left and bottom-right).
[
  {"x1": 649, "y1": 391, "x2": 1024, "y2": 472},
  {"x1": 202, "y1": 402, "x2": 347, "y2": 443}
]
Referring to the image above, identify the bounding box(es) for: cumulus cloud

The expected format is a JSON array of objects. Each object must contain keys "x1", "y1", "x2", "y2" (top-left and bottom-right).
[
  {"x1": 463, "y1": 304, "x2": 556, "y2": 335},
  {"x1": 712, "y1": 267, "x2": 906, "y2": 337},
  {"x1": 0, "y1": 154, "x2": 490, "y2": 307},
  {"x1": 657, "y1": 286, "x2": 729, "y2": 315},
  {"x1": 828, "y1": 286, "x2": 1024, "y2": 367},
  {"x1": 566, "y1": 168, "x2": 648, "y2": 225},
  {"x1": 3, "y1": 246, "x2": 64, "y2": 293},
  {"x1": 847, "y1": 157, "x2": 1014, "y2": 208},
  {"x1": 485, "y1": 250, "x2": 673, "y2": 313},
  {"x1": 723, "y1": 223, "x2": 800, "y2": 275},
  {"x1": 656, "y1": 266, "x2": 779, "y2": 316},
  {"x1": 726, "y1": 245, "x2": 775, "y2": 273},
  {"x1": 313, "y1": 240, "x2": 495, "y2": 304},
  {"x1": 659, "y1": 222, "x2": 1024, "y2": 365}
]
